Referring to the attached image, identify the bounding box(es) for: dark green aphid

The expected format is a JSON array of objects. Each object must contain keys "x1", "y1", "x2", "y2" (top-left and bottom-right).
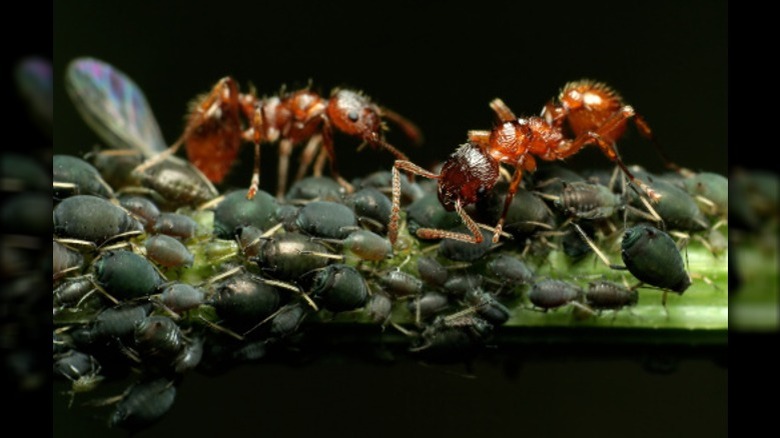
[
  {"x1": 94, "y1": 250, "x2": 164, "y2": 299},
  {"x1": 407, "y1": 291, "x2": 450, "y2": 322},
  {"x1": 145, "y1": 234, "x2": 194, "y2": 268},
  {"x1": 286, "y1": 176, "x2": 344, "y2": 203},
  {"x1": 110, "y1": 378, "x2": 176, "y2": 432},
  {"x1": 628, "y1": 174, "x2": 709, "y2": 232},
  {"x1": 528, "y1": 279, "x2": 584, "y2": 310},
  {"x1": 681, "y1": 172, "x2": 728, "y2": 217},
  {"x1": 119, "y1": 195, "x2": 160, "y2": 230},
  {"x1": 153, "y1": 212, "x2": 198, "y2": 240},
  {"x1": 621, "y1": 223, "x2": 691, "y2": 293},
  {"x1": 464, "y1": 289, "x2": 511, "y2": 325},
  {"x1": 53, "y1": 241, "x2": 84, "y2": 280},
  {"x1": 339, "y1": 229, "x2": 392, "y2": 261},
  {"x1": 4, "y1": 192, "x2": 52, "y2": 235},
  {"x1": 255, "y1": 232, "x2": 334, "y2": 281},
  {"x1": 136, "y1": 157, "x2": 218, "y2": 207},
  {"x1": 54, "y1": 195, "x2": 141, "y2": 245},
  {"x1": 213, "y1": 189, "x2": 278, "y2": 239},
  {"x1": 91, "y1": 303, "x2": 153, "y2": 342},
  {"x1": 160, "y1": 283, "x2": 205, "y2": 313},
  {"x1": 438, "y1": 227, "x2": 494, "y2": 262},
  {"x1": 345, "y1": 187, "x2": 393, "y2": 231},
  {"x1": 417, "y1": 256, "x2": 448, "y2": 287},
  {"x1": 295, "y1": 201, "x2": 358, "y2": 239},
  {"x1": 487, "y1": 254, "x2": 534, "y2": 285},
  {"x1": 586, "y1": 280, "x2": 638, "y2": 311},
  {"x1": 411, "y1": 314, "x2": 493, "y2": 364},
  {"x1": 405, "y1": 192, "x2": 460, "y2": 235},
  {"x1": 476, "y1": 186, "x2": 555, "y2": 237},
  {"x1": 133, "y1": 316, "x2": 186, "y2": 365},
  {"x1": 554, "y1": 181, "x2": 623, "y2": 220},
  {"x1": 380, "y1": 269, "x2": 422, "y2": 297},
  {"x1": 211, "y1": 273, "x2": 281, "y2": 333},
  {"x1": 53, "y1": 155, "x2": 114, "y2": 200},
  {"x1": 311, "y1": 264, "x2": 369, "y2": 312}
]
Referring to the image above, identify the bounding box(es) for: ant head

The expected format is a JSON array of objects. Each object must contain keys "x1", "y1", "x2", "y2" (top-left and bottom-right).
[
  {"x1": 437, "y1": 142, "x2": 500, "y2": 211},
  {"x1": 327, "y1": 89, "x2": 383, "y2": 142}
]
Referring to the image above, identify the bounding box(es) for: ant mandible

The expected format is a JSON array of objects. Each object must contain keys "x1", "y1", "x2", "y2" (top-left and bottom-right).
[
  {"x1": 388, "y1": 80, "x2": 666, "y2": 246},
  {"x1": 136, "y1": 78, "x2": 422, "y2": 199}
]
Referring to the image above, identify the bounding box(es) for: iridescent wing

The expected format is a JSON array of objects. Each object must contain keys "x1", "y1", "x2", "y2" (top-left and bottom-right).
[
  {"x1": 15, "y1": 56, "x2": 53, "y2": 134},
  {"x1": 65, "y1": 57, "x2": 166, "y2": 156}
]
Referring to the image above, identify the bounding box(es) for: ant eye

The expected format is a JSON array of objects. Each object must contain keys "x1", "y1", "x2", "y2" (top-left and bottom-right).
[{"x1": 347, "y1": 111, "x2": 359, "y2": 122}]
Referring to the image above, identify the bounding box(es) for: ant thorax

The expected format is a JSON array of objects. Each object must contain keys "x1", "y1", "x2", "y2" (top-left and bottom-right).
[{"x1": 437, "y1": 142, "x2": 500, "y2": 210}]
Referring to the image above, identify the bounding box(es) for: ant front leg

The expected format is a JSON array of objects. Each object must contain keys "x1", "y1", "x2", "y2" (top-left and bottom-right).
[
  {"x1": 626, "y1": 107, "x2": 690, "y2": 175},
  {"x1": 389, "y1": 160, "x2": 439, "y2": 245}
]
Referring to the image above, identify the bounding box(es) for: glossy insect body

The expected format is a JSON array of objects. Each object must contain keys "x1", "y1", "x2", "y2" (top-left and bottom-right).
[
  {"x1": 621, "y1": 223, "x2": 691, "y2": 293},
  {"x1": 586, "y1": 280, "x2": 638, "y2": 311},
  {"x1": 154, "y1": 78, "x2": 421, "y2": 199}
]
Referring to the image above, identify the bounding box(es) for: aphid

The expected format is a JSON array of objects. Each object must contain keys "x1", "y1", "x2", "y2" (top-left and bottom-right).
[
  {"x1": 365, "y1": 291, "x2": 393, "y2": 326},
  {"x1": 160, "y1": 283, "x2": 206, "y2": 313},
  {"x1": 210, "y1": 272, "x2": 281, "y2": 333},
  {"x1": 253, "y1": 232, "x2": 336, "y2": 281},
  {"x1": 53, "y1": 155, "x2": 114, "y2": 200},
  {"x1": 486, "y1": 254, "x2": 534, "y2": 286},
  {"x1": 153, "y1": 212, "x2": 198, "y2": 240},
  {"x1": 139, "y1": 79, "x2": 421, "y2": 199},
  {"x1": 133, "y1": 315, "x2": 187, "y2": 367},
  {"x1": 53, "y1": 350, "x2": 103, "y2": 406},
  {"x1": 285, "y1": 176, "x2": 345, "y2": 203},
  {"x1": 409, "y1": 313, "x2": 493, "y2": 364},
  {"x1": 406, "y1": 291, "x2": 451, "y2": 323},
  {"x1": 476, "y1": 185, "x2": 556, "y2": 237},
  {"x1": 330, "y1": 229, "x2": 393, "y2": 261},
  {"x1": 93, "y1": 250, "x2": 164, "y2": 300},
  {"x1": 53, "y1": 276, "x2": 96, "y2": 308},
  {"x1": 294, "y1": 201, "x2": 358, "y2": 239},
  {"x1": 344, "y1": 187, "x2": 394, "y2": 232},
  {"x1": 53, "y1": 241, "x2": 84, "y2": 280},
  {"x1": 585, "y1": 280, "x2": 638, "y2": 311},
  {"x1": 212, "y1": 189, "x2": 278, "y2": 239},
  {"x1": 416, "y1": 256, "x2": 449, "y2": 287},
  {"x1": 680, "y1": 172, "x2": 728, "y2": 217},
  {"x1": 626, "y1": 171, "x2": 709, "y2": 232},
  {"x1": 390, "y1": 81, "x2": 665, "y2": 245},
  {"x1": 403, "y1": 191, "x2": 461, "y2": 237},
  {"x1": 53, "y1": 195, "x2": 142, "y2": 245},
  {"x1": 269, "y1": 302, "x2": 309, "y2": 338},
  {"x1": 65, "y1": 58, "x2": 218, "y2": 205},
  {"x1": 109, "y1": 378, "x2": 177, "y2": 432},
  {"x1": 0, "y1": 152, "x2": 50, "y2": 192},
  {"x1": 90, "y1": 303, "x2": 153, "y2": 343},
  {"x1": 464, "y1": 289, "x2": 511, "y2": 325},
  {"x1": 620, "y1": 223, "x2": 691, "y2": 294},
  {"x1": 311, "y1": 264, "x2": 369, "y2": 312},
  {"x1": 15, "y1": 56, "x2": 52, "y2": 134},
  {"x1": 553, "y1": 181, "x2": 624, "y2": 220},
  {"x1": 379, "y1": 269, "x2": 423, "y2": 297},
  {"x1": 443, "y1": 273, "x2": 484, "y2": 298},
  {"x1": 438, "y1": 227, "x2": 495, "y2": 262},
  {"x1": 118, "y1": 195, "x2": 161, "y2": 230},
  {"x1": 527, "y1": 279, "x2": 586, "y2": 312},
  {"x1": 3, "y1": 192, "x2": 51, "y2": 236},
  {"x1": 145, "y1": 234, "x2": 194, "y2": 268}
]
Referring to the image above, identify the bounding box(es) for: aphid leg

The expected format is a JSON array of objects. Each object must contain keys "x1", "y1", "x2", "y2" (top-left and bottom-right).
[
  {"x1": 389, "y1": 160, "x2": 440, "y2": 245},
  {"x1": 294, "y1": 134, "x2": 323, "y2": 182},
  {"x1": 275, "y1": 139, "x2": 292, "y2": 199},
  {"x1": 570, "y1": 222, "x2": 614, "y2": 268}
]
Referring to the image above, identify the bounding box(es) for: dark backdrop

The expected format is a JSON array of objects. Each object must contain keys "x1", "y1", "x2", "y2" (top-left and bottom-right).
[{"x1": 50, "y1": 1, "x2": 731, "y2": 437}]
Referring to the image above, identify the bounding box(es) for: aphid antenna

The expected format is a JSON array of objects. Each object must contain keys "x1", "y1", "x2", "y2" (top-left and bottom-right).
[
  {"x1": 356, "y1": 216, "x2": 386, "y2": 232},
  {"x1": 197, "y1": 315, "x2": 245, "y2": 341},
  {"x1": 260, "y1": 278, "x2": 319, "y2": 311},
  {"x1": 296, "y1": 249, "x2": 345, "y2": 261},
  {"x1": 98, "y1": 230, "x2": 145, "y2": 250},
  {"x1": 86, "y1": 276, "x2": 120, "y2": 305},
  {"x1": 389, "y1": 321, "x2": 418, "y2": 338},
  {"x1": 241, "y1": 306, "x2": 288, "y2": 337},
  {"x1": 570, "y1": 222, "x2": 614, "y2": 268},
  {"x1": 55, "y1": 237, "x2": 97, "y2": 252},
  {"x1": 197, "y1": 194, "x2": 226, "y2": 211},
  {"x1": 444, "y1": 261, "x2": 473, "y2": 271},
  {"x1": 197, "y1": 265, "x2": 245, "y2": 287}
]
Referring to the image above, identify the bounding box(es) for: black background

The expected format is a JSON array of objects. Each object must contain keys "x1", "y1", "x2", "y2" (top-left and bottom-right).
[{"x1": 2, "y1": 0, "x2": 747, "y2": 437}]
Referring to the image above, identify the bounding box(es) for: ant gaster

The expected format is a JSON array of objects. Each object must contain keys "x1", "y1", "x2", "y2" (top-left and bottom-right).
[
  {"x1": 136, "y1": 78, "x2": 422, "y2": 199},
  {"x1": 389, "y1": 80, "x2": 665, "y2": 245}
]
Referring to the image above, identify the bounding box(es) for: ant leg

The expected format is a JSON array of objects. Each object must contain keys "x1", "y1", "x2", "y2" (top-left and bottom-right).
[
  {"x1": 488, "y1": 98, "x2": 517, "y2": 123},
  {"x1": 416, "y1": 201, "x2": 485, "y2": 244},
  {"x1": 389, "y1": 160, "x2": 439, "y2": 245},
  {"x1": 276, "y1": 139, "x2": 293, "y2": 199},
  {"x1": 492, "y1": 165, "x2": 526, "y2": 243},
  {"x1": 381, "y1": 108, "x2": 424, "y2": 146},
  {"x1": 321, "y1": 119, "x2": 353, "y2": 193},
  {"x1": 467, "y1": 130, "x2": 491, "y2": 149},
  {"x1": 247, "y1": 108, "x2": 263, "y2": 200},
  {"x1": 294, "y1": 134, "x2": 323, "y2": 182},
  {"x1": 630, "y1": 109, "x2": 691, "y2": 175}
]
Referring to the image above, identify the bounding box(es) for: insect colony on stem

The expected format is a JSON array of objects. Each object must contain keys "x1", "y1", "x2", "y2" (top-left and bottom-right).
[{"x1": 52, "y1": 57, "x2": 726, "y2": 432}]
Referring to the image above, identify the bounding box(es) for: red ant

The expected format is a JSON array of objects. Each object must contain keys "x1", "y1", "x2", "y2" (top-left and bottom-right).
[
  {"x1": 388, "y1": 80, "x2": 666, "y2": 246},
  {"x1": 136, "y1": 77, "x2": 422, "y2": 199}
]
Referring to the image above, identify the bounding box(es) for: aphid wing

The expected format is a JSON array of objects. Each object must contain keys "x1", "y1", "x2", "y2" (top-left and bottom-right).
[{"x1": 65, "y1": 58, "x2": 167, "y2": 156}]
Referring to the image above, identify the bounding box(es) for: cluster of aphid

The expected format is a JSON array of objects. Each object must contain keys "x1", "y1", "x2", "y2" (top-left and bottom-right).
[{"x1": 51, "y1": 57, "x2": 729, "y2": 432}]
